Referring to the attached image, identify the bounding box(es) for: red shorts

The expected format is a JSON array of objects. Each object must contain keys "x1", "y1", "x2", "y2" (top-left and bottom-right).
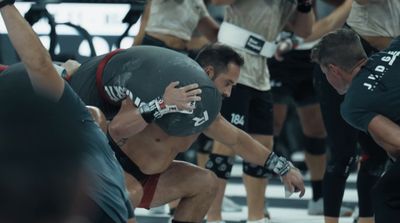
[{"x1": 137, "y1": 173, "x2": 161, "y2": 209}]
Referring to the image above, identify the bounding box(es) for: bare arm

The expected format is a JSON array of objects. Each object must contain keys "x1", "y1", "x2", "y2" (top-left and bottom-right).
[
  {"x1": 204, "y1": 114, "x2": 270, "y2": 166},
  {"x1": 211, "y1": 0, "x2": 235, "y2": 5},
  {"x1": 304, "y1": 0, "x2": 352, "y2": 42},
  {"x1": 108, "y1": 98, "x2": 148, "y2": 145},
  {"x1": 109, "y1": 82, "x2": 202, "y2": 143},
  {"x1": 0, "y1": 3, "x2": 64, "y2": 100},
  {"x1": 196, "y1": 16, "x2": 220, "y2": 42},
  {"x1": 286, "y1": 8, "x2": 315, "y2": 38},
  {"x1": 368, "y1": 115, "x2": 400, "y2": 159},
  {"x1": 86, "y1": 106, "x2": 108, "y2": 133},
  {"x1": 133, "y1": 0, "x2": 151, "y2": 46},
  {"x1": 204, "y1": 114, "x2": 305, "y2": 197}
]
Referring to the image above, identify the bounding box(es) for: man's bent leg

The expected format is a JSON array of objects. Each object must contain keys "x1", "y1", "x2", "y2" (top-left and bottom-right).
[{"x1": 150, "y1": 161, "x2": 219, "y2": 222}]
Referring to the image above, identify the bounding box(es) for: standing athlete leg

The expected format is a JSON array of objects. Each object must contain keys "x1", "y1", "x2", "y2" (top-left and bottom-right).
[
  {"x1": 314, "y1": 66, "x2": 358, "y2": 223},
  {"x1": 297, "y1": 104, "x2": 327, "y2": 203},
  {"x1": 242, "y1": 90, "x2": 274, "y2": 222}
]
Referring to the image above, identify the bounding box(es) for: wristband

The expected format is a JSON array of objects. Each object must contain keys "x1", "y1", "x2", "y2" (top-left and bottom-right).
[
  {"x1": 297, "y1": 0, "x2": 312, "y2": 13},
  {"x1": 138, "y1": 97, "x2": 178, "y2": 123},
  {"x1": 264, "y1": 152, "x2": 292, "y2": 176}
]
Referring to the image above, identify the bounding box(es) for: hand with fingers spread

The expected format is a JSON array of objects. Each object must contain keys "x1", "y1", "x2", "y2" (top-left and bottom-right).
[
  {"x1": 163, "y1": 81, "x2": 202, "y2": 111},
  {"x1": 138, "y1": 81, "x2": 202, "y2": 123}
]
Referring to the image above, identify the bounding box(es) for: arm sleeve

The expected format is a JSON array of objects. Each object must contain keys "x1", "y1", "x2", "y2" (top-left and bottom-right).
[{"x1": 340, "y1": 98, "x2": 378, "y2": 132}]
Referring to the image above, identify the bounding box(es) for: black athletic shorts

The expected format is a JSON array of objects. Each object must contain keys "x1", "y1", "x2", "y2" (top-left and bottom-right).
[
  {"x1": 220, "y1": 84, "x2": 273, "y2": 135},
  {"x1": 269, "y1": 49, "x2": 318, "y2": 107}
]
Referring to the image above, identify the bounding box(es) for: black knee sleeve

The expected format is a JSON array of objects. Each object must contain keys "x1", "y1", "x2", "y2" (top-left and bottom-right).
[
  {"x1": 323, "y1": 156, "x2": 357, "y2": 217},
  {"x1": 205, "y1": 154, "x2": 234, "y2": 179},
  {"x1": 242, "y1": 160, "x2": 272, "y2": 178},
  {"x1": 303, "y1": 136, "x2": 326, "y2": 155}
]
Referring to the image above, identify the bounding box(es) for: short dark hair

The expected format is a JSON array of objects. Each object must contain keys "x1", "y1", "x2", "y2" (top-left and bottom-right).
[
  {"x1": 195, "y1": 43, "x2": 244, "y2": 77},
  {"x1": 311, "y1": 28, "x2": 367, "y2": 71}
]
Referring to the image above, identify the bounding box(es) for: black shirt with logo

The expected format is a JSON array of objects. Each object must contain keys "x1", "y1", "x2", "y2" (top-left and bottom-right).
[{"x1": 341, "y1": 37, "x2": 400, "y2": 132}]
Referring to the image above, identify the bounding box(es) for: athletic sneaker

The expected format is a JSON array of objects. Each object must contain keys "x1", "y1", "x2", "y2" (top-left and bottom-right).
[
  {"x1": 308, "y1": 198, "x2": 324, "y2": 215},
  {"x1": 222, "y1": 196, "x2": 242, "y2": 212},
  {"x1": 308, "y1": 198, "x2": 353, "y2": 216},
  {"x1": 148, "y1": 204, "x2": 168, "y2": 215}
]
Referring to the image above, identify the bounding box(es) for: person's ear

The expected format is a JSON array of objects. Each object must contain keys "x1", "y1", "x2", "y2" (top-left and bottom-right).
[
  {"x1": 328, "y1": 64, "x2": 341, "y2": 77},
  {"x1": 203, "y1": 65, "x2": 215, "y2": 79}
]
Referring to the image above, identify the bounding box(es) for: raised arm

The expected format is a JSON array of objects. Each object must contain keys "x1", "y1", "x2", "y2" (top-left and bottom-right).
[
  {"x1": 132, "y1": 0, "x2": 151, "y2": 46},
  {"x1": 196, "y1": 16, "x2": 219, "y2": 42},
  {"x1": 204, "y1": 114, "x2": 305, "y2": 197},
  {"x1": 0, "y1": 1, "x2": 64, "y2": 100},
  {"x1": 286, "y1": 0, "x2": 315, "y2": 38},
  {"x1": 303, "y1": 0, "x2": 352, "y2": 42},
  {"x1": 368, "y1": 115, "x2": 400, "y2": 159}
]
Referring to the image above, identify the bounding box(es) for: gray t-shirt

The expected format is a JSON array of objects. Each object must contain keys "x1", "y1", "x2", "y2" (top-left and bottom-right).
[
  {"x1": 347, "y1": 0, "x2": 400, "y2": 37},
  {"x1": 223, "y1": 0, "x2": 297, "y2": 90},
  {"x1": 145, "y1": 0, "x2": 210, "y2": 41}
]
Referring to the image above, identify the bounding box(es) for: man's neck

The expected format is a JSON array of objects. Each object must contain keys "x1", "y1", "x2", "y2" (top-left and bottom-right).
[{"x1": 349, "y1": 58, "x2": 368, "y2": 80}]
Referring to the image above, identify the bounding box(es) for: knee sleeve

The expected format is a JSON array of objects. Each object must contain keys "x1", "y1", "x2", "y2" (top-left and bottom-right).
[
  {"x1": 205, "y1": 154, "x2": 234, "y2": 179},
  {"x1": 242, "y1": 161, "x2": 272, "y2": 178},
  {"x1": 303, "y1": 136, "x2": 326, "y2": 155}
]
